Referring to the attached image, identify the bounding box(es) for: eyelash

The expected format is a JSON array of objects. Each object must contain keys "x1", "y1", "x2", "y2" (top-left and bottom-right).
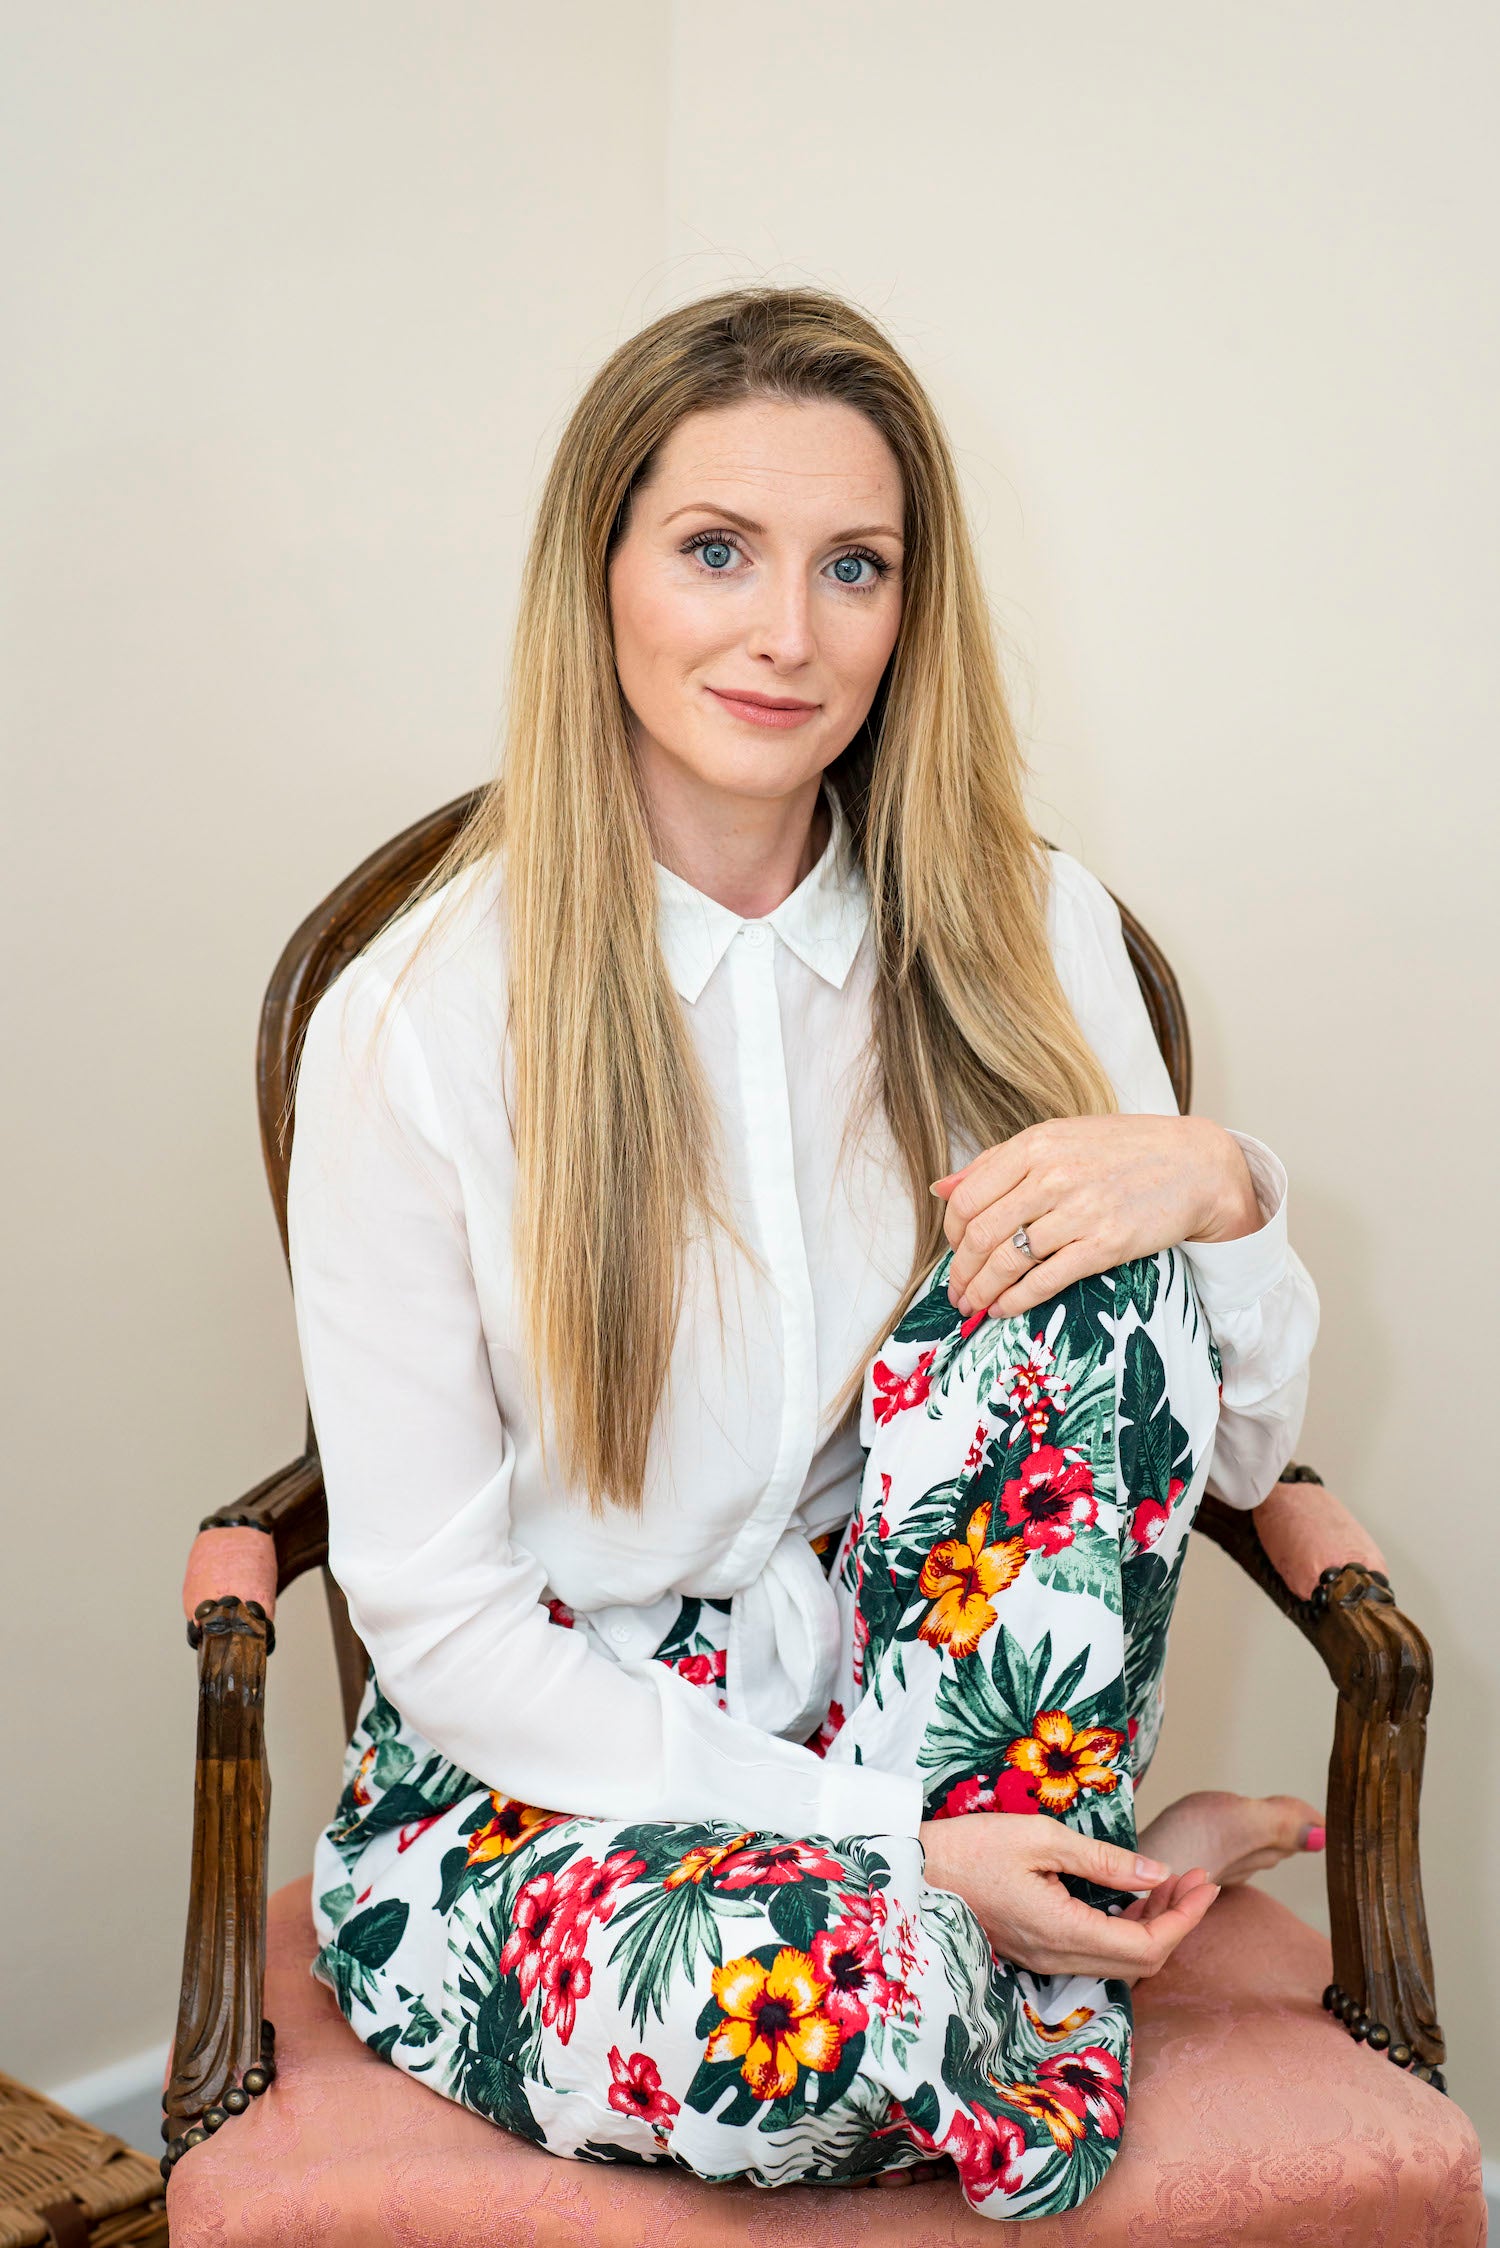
[{"x1": 680, "y1": 528, "x2": 893, "y2": 594}]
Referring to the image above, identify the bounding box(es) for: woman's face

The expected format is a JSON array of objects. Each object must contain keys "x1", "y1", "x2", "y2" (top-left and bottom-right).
[{"x1": 607, "y1": 396, "x2": 904, "y2": 818}]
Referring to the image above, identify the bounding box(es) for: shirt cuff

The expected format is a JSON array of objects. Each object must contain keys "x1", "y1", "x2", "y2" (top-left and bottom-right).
[
  {"x1": 815, "y1": 1759, "x2": 925, "y2": 1842},
  {"x1": 1180, "y1": 1131, "x2": 1290, "y2": 1318}
]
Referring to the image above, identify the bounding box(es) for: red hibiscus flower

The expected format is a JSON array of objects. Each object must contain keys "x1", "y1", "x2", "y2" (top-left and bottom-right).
[
  {"x1": 498, "y1": 1869, "x2": 585, "y2": 2000},
  {"x1": 544, "y1": 1597, "x2": 575, "y2": 1629},
  {"x1": 539, "y1": 1945, "x2": 592, "y2": 2042},
  {"x1": 944, "y1": 2103, "x2": 1026, "y2": 2202},
  {"x1": 998, "y1": 1446, "x2": 1097, "y2": 1555},
  {"x1": 555, "y1": 1848, "x2": 644, "y2": 1930},
  {"x1": 958, "y1": 1306, "x2": 987, "y2": 1341},
  {"x1": 1038, "y1": 2046, "x2": 1126, "y2": 2139},
  {"x1": 870, "y1": 1348, "x2": 936, "y2": 1425},
  {"x1": 1128, "y1": 1477, "x2": 1184, "y2": 1552},
  {"x1": 673, "y1": 1652, "x2": 714, "y2": 1687},
  {"x1": 808, "y1": 1700, "x2": 846, "y2": 1759},
  {"x1": 606, "y1": 2045, "x2": 679, "y2": 2129},
  {"x1": 877, "y1": 1472, "x2": 893, "y2": 1539},
  {"x1": 963, "y1": 1420, "x2": 988, "y2": 1474},
  {"x1": 714, "y1": 1840, "x2": 850, "y2": 1890},
  {"x1": 932, "y1": 1767, "x2": 1041, "y2": 1820},
  {"x1": 810, "y1": 1912, "x2": 897, "y2": 2032}
]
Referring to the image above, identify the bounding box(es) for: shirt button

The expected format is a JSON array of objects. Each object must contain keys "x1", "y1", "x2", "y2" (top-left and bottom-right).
[
  {"x1": 609, "y1": 1625, "x2": 630, "y2": 1644},
  {"x1": 743, "y1": 924, "x2": 769, "y2": 948}
]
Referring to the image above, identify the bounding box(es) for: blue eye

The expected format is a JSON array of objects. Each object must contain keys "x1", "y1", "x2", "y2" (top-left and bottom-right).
[{"x1": 680, "y1": 528, "x2": 893, "y2": 594}]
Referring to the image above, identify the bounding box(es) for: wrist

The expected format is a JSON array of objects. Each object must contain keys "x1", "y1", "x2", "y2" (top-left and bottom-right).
[{"x1": 1191, "y1": 1122, "x2": 1262, "y2": 1244}]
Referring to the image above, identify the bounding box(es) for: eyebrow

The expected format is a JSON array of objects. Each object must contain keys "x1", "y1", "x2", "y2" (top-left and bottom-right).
[{"x1": 661, "y1": 502, "x2": 903, "y2": 545}]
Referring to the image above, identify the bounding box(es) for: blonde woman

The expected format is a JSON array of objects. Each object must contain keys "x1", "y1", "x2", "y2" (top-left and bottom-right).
[{"x1": 287, "y1": 286, "x2": 1324, "y2": 2220}]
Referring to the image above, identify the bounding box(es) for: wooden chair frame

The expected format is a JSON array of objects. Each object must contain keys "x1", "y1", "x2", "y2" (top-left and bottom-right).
[{"x1": 160, "y1": 793, "x2": 1447, "y2": 2175}]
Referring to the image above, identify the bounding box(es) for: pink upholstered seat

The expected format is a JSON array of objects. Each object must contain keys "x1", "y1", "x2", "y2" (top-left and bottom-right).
[{"x1": 166, "y1": 1876, "x2": 1485, "y2": 2245}]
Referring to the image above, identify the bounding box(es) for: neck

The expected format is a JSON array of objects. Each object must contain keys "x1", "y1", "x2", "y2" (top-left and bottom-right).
[{"x1": 638, "y1": 753, "x2": 831, "y2": 917}]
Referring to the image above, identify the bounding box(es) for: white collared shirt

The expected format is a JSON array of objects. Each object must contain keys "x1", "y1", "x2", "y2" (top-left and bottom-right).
[{"x1": 286, "y1": 790, "x2": 1319, "y2": 1841}]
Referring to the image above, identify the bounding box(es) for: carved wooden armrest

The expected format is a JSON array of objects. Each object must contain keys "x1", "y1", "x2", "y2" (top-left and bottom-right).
[
  {"x1": 1193, "y1": 1465, "x2": 1445, "y2": 2090},
  {"x1": 161, "y1": 1452, "x2": 327, "y2": 2180}
]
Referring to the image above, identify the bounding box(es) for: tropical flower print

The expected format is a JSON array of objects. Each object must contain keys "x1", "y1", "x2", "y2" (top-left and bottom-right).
[
  {"x1": 1003, "y1": 1709, "x2": 1127, "y2": 1815},
  {"x1": 1128, "y1": 1476, "x2": 1185, "y2": 1553},
  {"x1": 1038, "y1": 2046, "x2": 1126, "y2": 2139},
  {"x1": 555, "y1": 1849, "x2": 644, "y2": 1927},
  {"x1": 498, "y1": 1869, "x2": 583, "y2": 2000},
  {"x1": 1022, "y1": 1999, "x2": 1098, "y2": 2045},
  {"x1": 870, "y1": 1346, "x2": 936, "y2": 1424},
  {"x1": 540, "y1": 1946, "x2": 592, "y2": 2042},
  {"x1": 931, "y1": 1767, "x2": 1041, "y2": 1820},
  {"x1": 809, "y1": 1901, "x2": 897, "y2": 2032},
  {"x1": 712, "y1": 1839, "x2": 849, "y2": 1890},
  {"x1": 944, "y1": 2104, "x2": 1028, "y2": 2202},
  {"x1": 997, "y1": 1446, "x2": 1097, "y2": 1555},
  {"x1": 992, "y1": 1332, "x2": 1072, "y2": 1443},
  {"x1": 661, "y1": 1832, "x2": 754, "y2": 1890},
  {"x1": 309, "y1": 1244, "x2": 1222, "y2": 2222},
  {"x1": 705, "y1": 1949, "x2": 844, "y2": 2100},
  {"x1": 464, "y1": 1792, "x2": 564, "y2": 1865},
  {"x1": 917, "y1": 1503, "x2": 1026, "y2": 1656},
  {"x1": 997, "y1": 2078, "x2": 1089, "y2": 2153},
  {"x1": 606, "y1": 2046, "x2": 680, "y2": 2131}
]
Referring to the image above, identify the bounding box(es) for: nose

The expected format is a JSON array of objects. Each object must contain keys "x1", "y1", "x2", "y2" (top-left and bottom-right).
[{"x1": 743, "y1": 563, "x2": 817, "y2": 674}]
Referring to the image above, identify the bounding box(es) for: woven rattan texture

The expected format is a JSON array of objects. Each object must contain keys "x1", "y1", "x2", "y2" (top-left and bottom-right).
[{"x1": 0, "y1": 2072, "x2": 166, "y2": 2248}]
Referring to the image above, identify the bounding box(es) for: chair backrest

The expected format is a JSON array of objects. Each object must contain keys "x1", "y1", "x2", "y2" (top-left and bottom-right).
[{"x1": 257, "y1": 793, "x2": 1193, "y2": 1259}]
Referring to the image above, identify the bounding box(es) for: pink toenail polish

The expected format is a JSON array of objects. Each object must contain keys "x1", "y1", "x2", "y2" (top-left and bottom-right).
[{"x1": 1304, "y1": 1824, "x2": 1326, "y2": 1852}]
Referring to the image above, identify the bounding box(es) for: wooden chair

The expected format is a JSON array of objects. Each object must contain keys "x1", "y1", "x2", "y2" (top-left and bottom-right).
[{"x1": 160, "y1": 794, "x2": 1485, "y2": 2244}]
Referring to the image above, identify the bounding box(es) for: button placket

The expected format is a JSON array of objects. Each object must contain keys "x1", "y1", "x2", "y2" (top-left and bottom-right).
[{"x1": 720, "y1": 923, "x2": 820, "y2": 1575}]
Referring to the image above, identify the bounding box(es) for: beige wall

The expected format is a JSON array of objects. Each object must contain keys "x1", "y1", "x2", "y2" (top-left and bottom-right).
[{"x1": 6, "y1": 0, "x2": 1496, "y2": 2154}]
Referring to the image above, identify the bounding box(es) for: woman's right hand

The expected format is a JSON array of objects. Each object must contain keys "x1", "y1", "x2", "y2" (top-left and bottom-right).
[{"x1": 918, "y1": 1814, "x2": 1220, "y2": 1986}]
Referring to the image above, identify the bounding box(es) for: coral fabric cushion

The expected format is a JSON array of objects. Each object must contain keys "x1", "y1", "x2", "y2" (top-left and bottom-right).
[
  {"x1": 167, "y1": 1876, "x2": 1485, "y2": 2246},
  {"x1": 181, "y1": 1527, "x2": 279, "y2": 1622}
]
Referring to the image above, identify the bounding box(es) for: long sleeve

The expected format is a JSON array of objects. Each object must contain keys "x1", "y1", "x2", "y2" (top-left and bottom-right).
[
  {"x1": 285, "y1": 954, "x2": 922, "y2": 1840},
  {"x1": 1046, "y1": 850, "x2": 1321, "y2": 1508}
]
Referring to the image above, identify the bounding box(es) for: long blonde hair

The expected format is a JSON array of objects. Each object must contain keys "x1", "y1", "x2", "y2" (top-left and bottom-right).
[{"x1": 357, "y1": 284, "x2": 1115, "y2": 1513}]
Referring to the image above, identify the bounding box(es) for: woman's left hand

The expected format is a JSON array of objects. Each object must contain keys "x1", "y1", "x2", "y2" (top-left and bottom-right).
[{"x1": 932, "y1": 1114, "x2": 1263, "y2": 1323}]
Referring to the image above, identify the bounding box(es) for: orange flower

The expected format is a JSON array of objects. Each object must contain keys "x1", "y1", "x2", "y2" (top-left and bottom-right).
[
  {"x1": 995, "y1": 2078, "x2": 1088, "y2": 2152},
  {"x1": 350, "y1": 1743, "x2": 378, "y2": 1807},
  {"x1": 1022, "y1": 2000, "x2": 1097, "y2": 2044},
  {"x1": 663, "y1": 1831, "x2": 755, "y2": 1891},
  {"x1": 1003, "y1": 1709, "x2": 1125, "y2": 1814},
  {"x1": 465, "y1": 1791, "x2": 562, "y2": 1865},
  {"x1": 705, "y1": 1949, "x2": 843, "y2": 2100},
  {"x1": 917, "y1": 1504, "x2": 1026, "y2": 1657}
]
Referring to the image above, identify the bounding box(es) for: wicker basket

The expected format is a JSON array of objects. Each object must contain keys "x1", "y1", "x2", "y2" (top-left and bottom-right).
[{"x1": 0, "y1": 2071, "x2": 167, "y2": 2248}]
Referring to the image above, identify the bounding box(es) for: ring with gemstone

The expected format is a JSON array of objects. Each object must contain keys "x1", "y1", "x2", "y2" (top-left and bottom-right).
[{"x1": 1012, "y1": 1225, "x2": 1036, "y2": 1261}]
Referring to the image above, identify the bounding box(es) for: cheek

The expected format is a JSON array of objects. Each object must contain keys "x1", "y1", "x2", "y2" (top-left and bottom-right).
[{"x1": 611, "y1": 565, "x2": 724, "y2": 708}]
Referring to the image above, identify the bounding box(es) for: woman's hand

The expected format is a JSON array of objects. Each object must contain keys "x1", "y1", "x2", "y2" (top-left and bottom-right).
[
  {"x1": 919, "y1": 1813, "x2": 1220, "y2": 1986},
  {"x1": 933, "y1": 1114, "x2": 1263, "y2": 1323}
]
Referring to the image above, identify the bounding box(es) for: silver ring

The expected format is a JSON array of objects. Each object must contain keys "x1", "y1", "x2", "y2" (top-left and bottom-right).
[{"x1": 1011, "y1": 1224, "x2": 1036, "y2": 1262}]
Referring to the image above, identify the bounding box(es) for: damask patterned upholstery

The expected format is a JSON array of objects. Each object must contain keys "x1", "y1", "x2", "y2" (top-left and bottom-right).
[{"x1": 167, "y1": 1875, "x2": 1485, "y2": 2245}]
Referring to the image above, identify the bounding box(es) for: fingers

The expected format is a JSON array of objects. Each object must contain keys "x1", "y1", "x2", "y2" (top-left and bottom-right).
[
  {"x1": 987, "y1": 1237, "x2": 1123, "y2": 1321},
  {"x1": 948, "y1": 1206, "x2": 1073, "y2": 1314},
  {"x1": 935, "y1": 1136, "x2": 1033, "y2": 1252},
  {"x1": 1042, "y1": 1868, "x2": 1221, "y2": 1980},
  {"x1": 1040, "y1": 1827, "x2": 1171, "y2": 1894}
]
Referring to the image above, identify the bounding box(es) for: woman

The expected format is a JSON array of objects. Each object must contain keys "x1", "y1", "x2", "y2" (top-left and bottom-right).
[{"x1": 287, "y1": 285, "x2": 1323, "y2": 2221}]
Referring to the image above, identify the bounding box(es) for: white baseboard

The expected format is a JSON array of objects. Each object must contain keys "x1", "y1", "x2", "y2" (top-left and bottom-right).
[
  {"x1": 45, "y1": 2039, "x2": 171, "y2": 2156},
  {"x1": 46, "y1": 2038, "x2": 170, "y2": 2119}
]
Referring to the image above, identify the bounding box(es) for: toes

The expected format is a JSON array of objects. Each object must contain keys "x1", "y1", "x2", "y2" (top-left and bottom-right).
[{"x1": 1262, "y1": 1794, "x2": 1326, "y2": 1852}]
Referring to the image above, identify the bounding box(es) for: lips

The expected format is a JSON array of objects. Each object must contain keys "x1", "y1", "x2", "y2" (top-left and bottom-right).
[{"x1": 707, "y1": 687, "x2": 821, "y2": 729}]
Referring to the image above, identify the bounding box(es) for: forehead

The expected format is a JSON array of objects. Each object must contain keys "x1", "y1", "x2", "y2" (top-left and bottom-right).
[{"x1": 645, "y1": 397, "x2": 903, "y2": 520}]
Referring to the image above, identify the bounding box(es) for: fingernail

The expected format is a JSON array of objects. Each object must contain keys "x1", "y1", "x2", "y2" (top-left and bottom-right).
[
  {"x1": 1135, "y1": 1856, "x2": 1169, "y2": 1881},
  {"x1": 1303, "y1": 1823, "x2": 1326, "y2": 1853}
]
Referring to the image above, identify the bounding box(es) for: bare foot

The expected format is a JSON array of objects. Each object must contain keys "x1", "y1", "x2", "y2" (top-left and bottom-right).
[{"x1": 1136, "y1": 1789, "x2": 1326, "y2": 1888}]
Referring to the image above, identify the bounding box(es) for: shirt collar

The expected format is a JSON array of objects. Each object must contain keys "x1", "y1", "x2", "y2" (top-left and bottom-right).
[{"x1": 653, "y1": 786, "x2": 870, "y2": 1005}]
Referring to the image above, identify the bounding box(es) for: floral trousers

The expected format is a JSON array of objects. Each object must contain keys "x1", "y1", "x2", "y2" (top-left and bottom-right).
[{"x1": 310, "y1": 1245, "x2": 1223, "y2": 2221}]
